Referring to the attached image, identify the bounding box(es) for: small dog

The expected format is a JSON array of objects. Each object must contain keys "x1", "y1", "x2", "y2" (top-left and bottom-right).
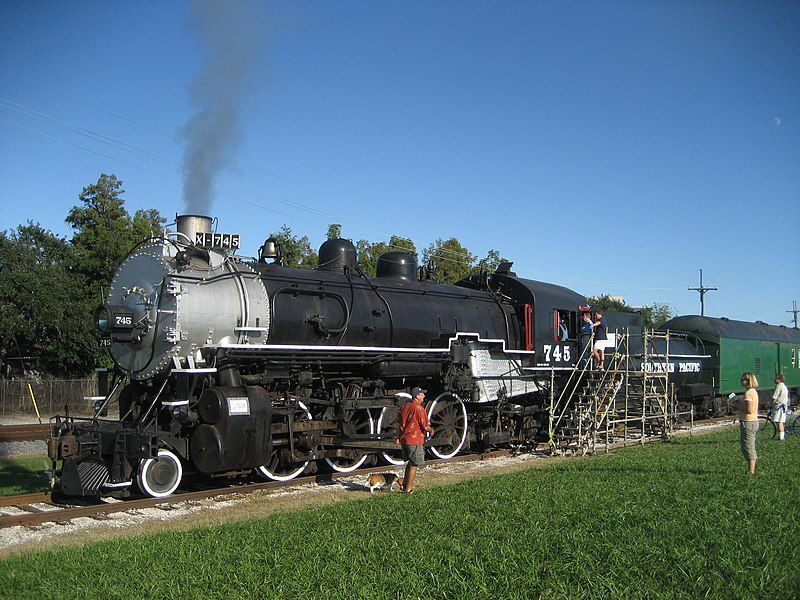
[{"x1": 365, "y1": 473, "x2": 403, "y2": 494}]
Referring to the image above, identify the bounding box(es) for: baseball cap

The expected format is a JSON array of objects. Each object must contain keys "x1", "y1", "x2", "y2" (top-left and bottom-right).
[{"x1": 411, "y1": 386, "x2": 427, "y2": 397}]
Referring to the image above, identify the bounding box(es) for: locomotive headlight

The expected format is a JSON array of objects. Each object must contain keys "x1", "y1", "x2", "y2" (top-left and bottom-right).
[{"x1": 96, "y1": 306, "x2": 112, "y2": 333}]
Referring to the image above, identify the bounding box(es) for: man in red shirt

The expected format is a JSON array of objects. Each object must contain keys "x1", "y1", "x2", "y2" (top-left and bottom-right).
[{"x1": 398, "y1": 386, "x2": 434, "y2": 493}]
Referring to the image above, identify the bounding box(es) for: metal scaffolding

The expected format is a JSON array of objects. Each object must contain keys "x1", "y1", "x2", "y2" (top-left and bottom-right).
[{"x1": 549, "y1": 328, "x2": 692, "y2": 455}]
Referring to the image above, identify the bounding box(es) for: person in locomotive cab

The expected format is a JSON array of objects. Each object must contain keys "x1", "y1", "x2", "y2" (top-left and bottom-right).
[
  {"x1": 591, "y1": 309, "x2": 608, "y2": 369},
  {"x1": 559, "y1": 318, "x2": 569, "y2": 341},
  {"x1": 772, "y1": 373, "x2": 789, "y2": 441},
  {"x1": 397, "y1": 387, "x2": 434, "y2": 493},
  {"x1": 736, "y1": 372, "x2": 759, "y2": 475}
]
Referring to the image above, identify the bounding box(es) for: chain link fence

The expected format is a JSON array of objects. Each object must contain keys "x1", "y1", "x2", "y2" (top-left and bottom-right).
[{"x1": 0, "y1": 379, "x2": 97, "y2": 416}]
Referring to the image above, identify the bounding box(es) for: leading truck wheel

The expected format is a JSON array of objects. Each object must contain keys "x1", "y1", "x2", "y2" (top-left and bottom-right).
[
  {"x1": 137, "y1": 449, "x2": 183, "y2": 498},
  {"x1": 427, "y1": 394, "x2": 468, "y2": 459}
]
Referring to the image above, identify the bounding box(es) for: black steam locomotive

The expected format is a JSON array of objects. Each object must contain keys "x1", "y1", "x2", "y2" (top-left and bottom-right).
[{"x1": 48, "y1": 215, "x2": 706, "y2": 498}]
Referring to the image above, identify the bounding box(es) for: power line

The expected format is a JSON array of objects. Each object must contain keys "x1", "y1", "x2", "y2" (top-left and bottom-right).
[
  {"x1": 0, "y1": 97, "x2": 699, "y2": 292},
  {"x1": 0, "y1": 99, "x2": 519, "y2": 271}
]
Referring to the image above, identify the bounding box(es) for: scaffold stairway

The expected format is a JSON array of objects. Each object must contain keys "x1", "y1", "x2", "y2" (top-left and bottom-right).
[
  {"x1": 549, "y1": 328, "x2": 677, "y2": 454},
  {"x1": 549, "y1": 332, "x2": 627, "y2": 452}
]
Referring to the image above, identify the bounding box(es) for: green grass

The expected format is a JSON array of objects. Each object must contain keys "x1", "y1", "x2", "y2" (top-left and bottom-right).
[
  {"x1": 0, "y1": 454, "x2": 50, "y2": 496},
  {"x1": 1, "y1": 429, "x2": 798, "y2": 599}
]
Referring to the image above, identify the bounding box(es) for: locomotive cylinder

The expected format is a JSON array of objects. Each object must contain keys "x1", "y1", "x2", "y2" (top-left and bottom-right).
[{"x1": 189, "y1": 386, "x2": 272, "y2": 473}]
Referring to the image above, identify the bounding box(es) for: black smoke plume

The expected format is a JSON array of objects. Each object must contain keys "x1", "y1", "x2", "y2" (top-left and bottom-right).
[{"x1": 180, "y1": 0, "x2": 267, "y2": 215}]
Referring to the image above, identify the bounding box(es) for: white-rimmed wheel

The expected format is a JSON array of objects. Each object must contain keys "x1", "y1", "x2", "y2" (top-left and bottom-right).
[
  {"x1": 137, "y1": 448, "x2": 183, "y2": 498},
  {"x1": 324, "y1": 409, "x2": 374, "y2": 473},
  {"x1": 427, "y1": 393, "x2": 468, "y2": 459},
  {"x1": 377, "y1": 406, "x2": 405, "y2": 466},
  {"x1": 256, "y1": 402, "x2": 312, "y2": 482}
]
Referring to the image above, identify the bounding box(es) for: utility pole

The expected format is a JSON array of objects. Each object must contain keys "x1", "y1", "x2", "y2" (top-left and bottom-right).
[
  {"x1": 688, "y1": 269, "x2": 717, "y2": 317},
  {"x1": 788, "y1": 300, "x2": 799, "y2": 328}
]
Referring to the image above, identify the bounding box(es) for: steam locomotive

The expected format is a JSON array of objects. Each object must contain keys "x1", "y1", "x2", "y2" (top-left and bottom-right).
[{"x1": 48, "y1": 215, "x2": 708, "y2": 499}]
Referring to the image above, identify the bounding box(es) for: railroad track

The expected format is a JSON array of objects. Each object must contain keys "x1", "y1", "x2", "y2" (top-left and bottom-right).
[
  {"x1": 0, "y1": 417, "x2": 736, "y2": 530},
  {"x1": 0, "y1": 450, "x2": 511, "y2": 529},
  {"x1": 0, "y1": 423, "x2": 50, "y2": 442}
]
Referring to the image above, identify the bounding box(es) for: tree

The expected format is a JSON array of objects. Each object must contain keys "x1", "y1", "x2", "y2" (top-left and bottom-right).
[
  {"x1": 356, "y1": 235, "x2": 418, "y2": 277},
  {"x1": 326, "y1": 224, "x2": 342, "y2": 240},
  {"x1": 588, "y1": 294, "x2": 674, "y2": 329},
  {"x1": 0, "y1": 174, "x2": 167, "y2": 377},
  {"x1": 0, "y1": 223, "x2": 100, "y2": 377},
  {"x1": 475, "y1": 249, "x2": 506, "y2": 274},
  {"x1": 269, "y1": 225, "x2": 317, "y2": 269},
  {"x1": 640, "y1": 302, "x2": 674, "y2": 329},
  {"x1": 132, "y1": 208, "x2": 166, "y2": 241},
  {"x1": 587, "y1": 295, "x2": 629, "y2": 315},
  {"x1": 66, "y1": 174, "x2": 164, "y2": 293},
  {"x1": 423, "y1": 237, "x2": 476, "y2": 284}
]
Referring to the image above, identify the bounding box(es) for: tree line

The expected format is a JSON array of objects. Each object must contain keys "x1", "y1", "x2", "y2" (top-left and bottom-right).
[
  {"x1": 0, "y1": 173, "x2": 672, "y2": 379},
  {"x1": 1, "y1": 174, "x2": 165, "y2": 379}
]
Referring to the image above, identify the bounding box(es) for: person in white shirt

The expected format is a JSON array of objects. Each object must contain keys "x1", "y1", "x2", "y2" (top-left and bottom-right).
[{"x1": 772, "y1": 373, "x2": 789, "y2": 441}]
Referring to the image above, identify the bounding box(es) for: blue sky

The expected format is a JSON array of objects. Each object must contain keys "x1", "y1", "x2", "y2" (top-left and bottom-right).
[{"x1": 1, "y1": 1, "x2": 798, "y2": 326}]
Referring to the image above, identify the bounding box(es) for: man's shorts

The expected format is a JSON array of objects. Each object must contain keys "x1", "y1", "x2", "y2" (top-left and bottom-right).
[
  {"x1": 593, "y1": 340, "x2": 606, "y2": 351},
  {"x1": 771, "y1": 405, "x2": 787, "y2": 424},
  {"x1": 739, "y1": 420, "x2": 758, "y2": 461},
  {"x1": 401, "y1": 444, "x2": 425, "y2": 466}
]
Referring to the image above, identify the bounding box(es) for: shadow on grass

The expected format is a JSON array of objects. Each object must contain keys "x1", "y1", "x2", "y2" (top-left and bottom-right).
[{"x1": 0, "y1": 463, "x2": 48, "y2": 493}]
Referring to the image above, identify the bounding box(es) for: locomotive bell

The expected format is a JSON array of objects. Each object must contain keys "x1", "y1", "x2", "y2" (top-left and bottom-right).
[{"x1": 259, "y1": 237, "x2": 282, "y2": 263}]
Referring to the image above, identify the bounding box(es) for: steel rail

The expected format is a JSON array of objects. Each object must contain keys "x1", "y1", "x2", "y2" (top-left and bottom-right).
[{"x1": 0, "y1": 424, "x2": 50, "y2": 442}]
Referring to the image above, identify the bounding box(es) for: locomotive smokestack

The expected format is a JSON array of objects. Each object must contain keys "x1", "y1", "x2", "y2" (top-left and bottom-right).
[{"x1": 176, "y1": 214, "x2": 212, "y2": 245}]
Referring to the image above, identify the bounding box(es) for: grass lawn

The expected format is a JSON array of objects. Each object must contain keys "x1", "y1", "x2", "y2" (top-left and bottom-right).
[
  {"x1": 0, "y1": 427, "x2": 798, "y2": 599},
  {"x1": 0, "y1": 454, "x2": 50, "y2": 496}
]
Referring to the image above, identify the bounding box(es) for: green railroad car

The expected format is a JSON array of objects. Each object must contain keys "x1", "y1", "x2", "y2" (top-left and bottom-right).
[{"x1": 662, "y1": 315, "x2": 800, "y2": 409}]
